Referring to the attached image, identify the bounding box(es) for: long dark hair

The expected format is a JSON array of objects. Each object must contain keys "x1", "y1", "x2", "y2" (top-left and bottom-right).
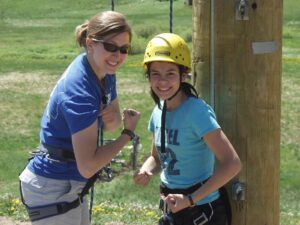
[{"x1": 146, "y1": 64, "x2": 198, "y2": 109}]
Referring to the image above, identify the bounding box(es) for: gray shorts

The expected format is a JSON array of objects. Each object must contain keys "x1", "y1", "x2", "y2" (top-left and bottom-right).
[{"x1": 19, "y1": 168, "x2": 90, "y2": 225}]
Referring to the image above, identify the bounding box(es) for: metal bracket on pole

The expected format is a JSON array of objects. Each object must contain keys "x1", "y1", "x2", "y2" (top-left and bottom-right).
[
  {"x1": 235, "y1": 0, "x2": 249, "y2": 20},
  {"x1": 232, "y1": 181, "x2": 246, "y2": 201}
]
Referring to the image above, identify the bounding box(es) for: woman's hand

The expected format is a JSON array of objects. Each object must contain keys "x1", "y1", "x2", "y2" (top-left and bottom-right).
[
  {"x1": 100, "y1": 99, "x2": 122, "y2": 132},
  {"x1": 100, "y1": 104, "x2": 118, "y2": 125},
  {"x1": 133, "y1": 170, "x2": 153, "y2": 186},
  {"x1": 122, "y1": 108, "x2": 140, "y2": 132}
]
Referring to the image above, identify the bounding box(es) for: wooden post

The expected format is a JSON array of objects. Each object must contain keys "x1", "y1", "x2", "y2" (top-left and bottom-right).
[{"x1": 192, "y1": 0, "x2": 282, "y2": 224}]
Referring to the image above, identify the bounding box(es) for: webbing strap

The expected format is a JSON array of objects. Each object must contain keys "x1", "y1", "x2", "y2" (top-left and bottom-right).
[
  {"x1": 160, "y1": 100, "x2": 167, "y2": 153},
  {"x1": 80, "y1": 173, "x2": 99, "y2": 201},
  {"x1": 38, "y1": 143, "x2": 75, "y2": 161},
  {"x1": 27, "y1": 198, "x2": 81, "y2": 221}
]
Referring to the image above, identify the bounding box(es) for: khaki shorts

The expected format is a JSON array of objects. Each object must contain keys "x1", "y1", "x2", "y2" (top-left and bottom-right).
[{"x1": 19, "y1": 168, "x2": 90, "y2": 225}]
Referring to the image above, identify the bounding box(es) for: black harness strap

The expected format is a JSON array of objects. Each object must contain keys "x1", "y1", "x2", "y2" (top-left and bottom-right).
[
  {"x1": 28, "y1": 199, "x2": 81, "y2": 222},
  {"x1": 38, "y1": 143, "x2": 75, "y2": 161},
  {"x1": 160, "y1": 100, "x2": 167, "y2": 153},
  {"x1": 159, "y1": 178, "x2": 209, "y2": 196}
]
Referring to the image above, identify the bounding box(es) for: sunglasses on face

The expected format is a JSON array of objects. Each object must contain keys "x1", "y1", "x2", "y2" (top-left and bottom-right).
[{"x1": 92, "y1": 38, "x2": 130, "y2": 54}]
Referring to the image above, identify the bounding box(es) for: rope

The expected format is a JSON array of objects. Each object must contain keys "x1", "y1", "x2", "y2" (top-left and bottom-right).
[
  {"x1": 111, "y1": 0, "x2": 115, "y2": 11},
  {"x1": 169, "y1": 0, "x2": 173, "y2": 33}
]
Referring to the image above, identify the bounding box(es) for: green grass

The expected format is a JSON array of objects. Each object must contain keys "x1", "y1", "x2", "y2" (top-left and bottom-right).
[{"x1": 0, "y1": 0, "x2": 299, "y2": 224}]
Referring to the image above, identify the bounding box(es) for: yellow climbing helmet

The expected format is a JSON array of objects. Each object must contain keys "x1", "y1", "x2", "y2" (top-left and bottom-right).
[{"x1": 143, "y1": 33, "x2": 191, "y2": 72}]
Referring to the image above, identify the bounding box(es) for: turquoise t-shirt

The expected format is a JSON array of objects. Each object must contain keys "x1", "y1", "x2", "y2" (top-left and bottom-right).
[{"x1": 149, "y1": 97, "x2": 220, "y2": 205}]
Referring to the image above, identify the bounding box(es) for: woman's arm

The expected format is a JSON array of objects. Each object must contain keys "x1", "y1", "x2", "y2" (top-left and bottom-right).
[{"x1": 72, "y1": 108, "x2": 140, "y2": 178}]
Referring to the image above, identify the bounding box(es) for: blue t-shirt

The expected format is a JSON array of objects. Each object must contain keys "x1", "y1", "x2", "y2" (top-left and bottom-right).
[
  {"x1": 149, "y1": 97, "x2": 220, "y2": 205},
  {"x1": 28, "y1": 53, "x2": 117, "y2": 181}
]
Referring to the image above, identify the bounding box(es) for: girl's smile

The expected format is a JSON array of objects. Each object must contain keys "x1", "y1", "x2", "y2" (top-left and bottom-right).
[
  {"x1": 149, "y1": 61, "x2": 188, "y2": 111},
  {"x1": 149, "y1": 61, "x2": 181, "y2": 100}
]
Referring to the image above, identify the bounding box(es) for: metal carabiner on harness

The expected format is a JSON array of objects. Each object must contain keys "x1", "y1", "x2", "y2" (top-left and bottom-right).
[{"x1": 131, "y1": 134, "x2": 142, "y2": 170}]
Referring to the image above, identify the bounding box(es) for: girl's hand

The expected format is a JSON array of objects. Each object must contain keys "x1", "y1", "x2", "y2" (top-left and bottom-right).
[
  {"x1": 133, "y1": 170, "x2": 153, "y2": 186},
  {"x1": 162, "y1": 194, "x2": 190, "y2": 213}
]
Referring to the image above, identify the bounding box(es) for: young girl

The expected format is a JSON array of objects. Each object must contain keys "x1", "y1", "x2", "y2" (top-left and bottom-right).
[
  {"x1": 134, "y1": 33, "x2": 242, "y2": 225},
  {"x1": 19, "y1": 11, "x2": 140, "y2": 225}
]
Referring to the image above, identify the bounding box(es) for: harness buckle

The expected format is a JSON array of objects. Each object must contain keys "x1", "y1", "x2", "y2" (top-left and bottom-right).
[{"x1": 193, "y1": 212, "x2": 208, "y2": 225}]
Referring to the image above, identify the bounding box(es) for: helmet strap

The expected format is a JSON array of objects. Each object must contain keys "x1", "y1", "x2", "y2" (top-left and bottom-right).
[
  {"x1": 160, "y1": 100, "x2": 167, "y2": 154},
  {"x1": 167, "y1": 86, "x2": 181, "y2": 101},
  {"x1": 167, "y1": 74, "x2": 183, "y2": 101},
  {"x1": 160, "y1": 76, "x2": 183, "y2": 154}
]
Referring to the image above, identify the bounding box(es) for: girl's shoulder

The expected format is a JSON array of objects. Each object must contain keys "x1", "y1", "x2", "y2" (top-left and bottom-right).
[
  {"x1": 185, "y1": 97, "x2": 216, "y2": 118},
  {"x1": 186, "y1": 97, "x2": 210, "y2": 111}
]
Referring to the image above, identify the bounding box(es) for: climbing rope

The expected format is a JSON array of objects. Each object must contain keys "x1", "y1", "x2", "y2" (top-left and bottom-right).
[
  {"x1": 111, "y1": 0, "x2": 115, "y2": 11},
  {"x1": 169, "y1": 0, "x2": 173, "y2": 33}
]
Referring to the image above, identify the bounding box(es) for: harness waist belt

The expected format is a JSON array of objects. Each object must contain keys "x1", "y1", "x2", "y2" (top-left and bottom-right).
[
  {"x1": 38, "y1": 143, "x2": 75, "y2": 161},
  {"x1": 160, "y1": 177, "x2": 209, "y2": 196}
]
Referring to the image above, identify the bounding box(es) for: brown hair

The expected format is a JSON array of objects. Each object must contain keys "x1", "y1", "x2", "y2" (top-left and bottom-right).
[{"x1": 75, "y1": 11, "x2": 132, "y2": 48}]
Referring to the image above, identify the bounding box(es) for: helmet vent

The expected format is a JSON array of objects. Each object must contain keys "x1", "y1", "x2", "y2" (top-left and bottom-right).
[{"x1": 155, "y1": 51, "x2": 171, "y2": 56}]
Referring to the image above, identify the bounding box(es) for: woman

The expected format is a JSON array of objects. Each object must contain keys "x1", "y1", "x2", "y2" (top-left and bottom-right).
[
  {"x1": 134, "y1": 33, "x2": 242, "y2": 225},
  {"x1": 19, "y1": 11, "x2": 140, "y2": 225}
]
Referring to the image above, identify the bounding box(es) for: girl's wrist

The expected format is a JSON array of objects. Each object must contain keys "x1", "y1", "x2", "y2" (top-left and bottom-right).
[{"x1": 186, "y1": 194, "x2": 196, "y2": 207}]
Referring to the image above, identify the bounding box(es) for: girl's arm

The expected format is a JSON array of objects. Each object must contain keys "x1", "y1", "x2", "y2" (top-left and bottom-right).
[
  {"x1": 189, "y1": 128, "x2": 242, "y2": 203},
  {"x1": 165, "y1": 128, "x2": 242, "y2": 212}
]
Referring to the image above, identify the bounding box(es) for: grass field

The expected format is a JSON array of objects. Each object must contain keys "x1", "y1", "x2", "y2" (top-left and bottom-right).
[{"x1": 0, "y1": 0, "x2": 299, "y2": 224}]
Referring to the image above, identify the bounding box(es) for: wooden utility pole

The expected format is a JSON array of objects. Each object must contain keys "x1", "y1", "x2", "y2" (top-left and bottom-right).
[{"x1": 192, "y1": 0, "x2": 282, "y2": 225}]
